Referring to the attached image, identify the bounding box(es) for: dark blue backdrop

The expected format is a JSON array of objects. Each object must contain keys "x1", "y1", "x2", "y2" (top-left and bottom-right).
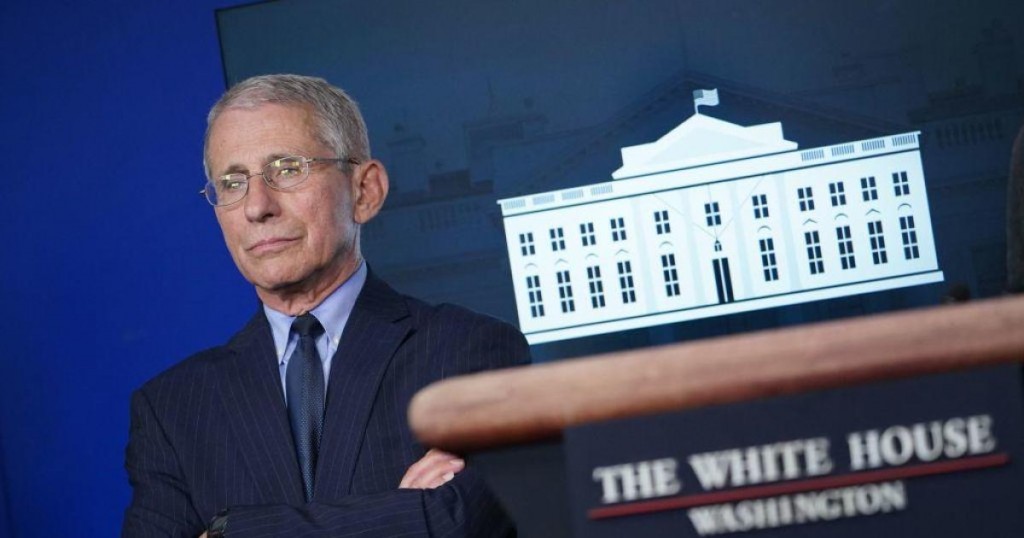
[{"x1": 1, "y1": 2, "x2": 245, "y2": 536}]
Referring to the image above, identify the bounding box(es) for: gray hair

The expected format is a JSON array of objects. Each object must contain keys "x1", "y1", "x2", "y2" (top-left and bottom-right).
[{"x1": 203, "y1": 74, "x2": 370, "y2": 178}]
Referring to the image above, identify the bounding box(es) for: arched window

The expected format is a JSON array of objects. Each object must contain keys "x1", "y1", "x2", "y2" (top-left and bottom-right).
[
  {"x1": 756, "y1": 226, "x2": 779, "y2": 282},
  {"x1": 613, "y1": 249, "x2": 636, "y2": 304},
  {"x1": 584, "y1": 253, "x2": 606, "y2": 309},
  {"x1": 897, "y1": 204, "x2": 919, "y2": 260}
]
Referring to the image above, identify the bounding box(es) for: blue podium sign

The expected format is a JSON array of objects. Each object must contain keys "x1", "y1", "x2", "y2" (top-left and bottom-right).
[{"x1": 565, "y1": 365, "x2": 1024, "y2": 537}]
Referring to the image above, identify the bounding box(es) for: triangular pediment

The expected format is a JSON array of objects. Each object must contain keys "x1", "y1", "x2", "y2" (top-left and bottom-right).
[{"x1": 613, "y1": 114, "x2": 798, "y2": 179}]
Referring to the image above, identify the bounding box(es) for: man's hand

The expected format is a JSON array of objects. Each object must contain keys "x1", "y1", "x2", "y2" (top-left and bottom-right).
[{"x1": 399, "y1": 448, "x2": 465, "y2": 489}]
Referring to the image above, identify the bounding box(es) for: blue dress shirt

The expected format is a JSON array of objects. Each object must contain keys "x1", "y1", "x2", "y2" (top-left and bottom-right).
[{"x1": 263, "y1": 261, "x2": 367, "y2": 399}]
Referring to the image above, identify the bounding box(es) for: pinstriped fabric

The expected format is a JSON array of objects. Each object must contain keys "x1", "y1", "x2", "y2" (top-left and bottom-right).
[
  {"x1": 123, "y1": 272, "x2": 530, "y2": 537},
  {"x1": 215, "y1": 323, "x2": 306, "y2": 505}
]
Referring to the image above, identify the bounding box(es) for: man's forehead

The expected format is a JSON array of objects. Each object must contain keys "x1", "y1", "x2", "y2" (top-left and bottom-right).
[{"x1": 208, "y1": 103, "x2": 322, "y2": 172}]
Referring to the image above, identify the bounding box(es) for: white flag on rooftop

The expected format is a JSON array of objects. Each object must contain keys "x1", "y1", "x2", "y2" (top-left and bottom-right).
[{"x1": 693, "y1": 88, "x2": 719, "y2": 113}]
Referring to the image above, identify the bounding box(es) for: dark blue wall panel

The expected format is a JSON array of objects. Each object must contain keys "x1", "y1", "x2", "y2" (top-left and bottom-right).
[{"x1": 0, "y1": 1, "x2": 239, "y2": 536}]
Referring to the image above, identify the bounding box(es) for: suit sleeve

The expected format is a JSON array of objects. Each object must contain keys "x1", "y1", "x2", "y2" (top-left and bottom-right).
[
  {"x1": 223, "y1": 468, "x2": 507, "y2": 537},
  {"x1": 222, "y1": 319, "x2": 531, "y2": 537},
  {"x1": 123, "y1": 388, "x2": 206, "y2": 537},
  {"x1": 124, "y1": 319, "x2": 530, "y2": 538}
]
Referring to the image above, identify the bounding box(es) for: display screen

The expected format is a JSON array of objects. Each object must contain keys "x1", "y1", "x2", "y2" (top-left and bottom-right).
[{"x1": 217, "y1": 0, "x2": 1022, "y2": 360}]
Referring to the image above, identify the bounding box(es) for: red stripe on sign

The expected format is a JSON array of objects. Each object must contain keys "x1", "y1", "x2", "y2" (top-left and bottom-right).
[{"x1": 588, "y1": 452, "x2": 1009, "y2": 520}]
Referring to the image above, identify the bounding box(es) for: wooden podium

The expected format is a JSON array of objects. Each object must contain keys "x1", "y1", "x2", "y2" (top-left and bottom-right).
[{"x1": 410, "y1": 296, "x2": 1024, "y2": 537}]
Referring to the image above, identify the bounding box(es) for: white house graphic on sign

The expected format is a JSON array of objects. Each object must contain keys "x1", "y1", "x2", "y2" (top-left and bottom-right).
[{"x1": 498, "y1": 92, "x2": 943, "y2": 345}]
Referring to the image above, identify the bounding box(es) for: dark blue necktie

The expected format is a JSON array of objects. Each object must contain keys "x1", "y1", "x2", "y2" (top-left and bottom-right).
[{"x1": 286, "y1": 313, "x2": 325, "y2": 501}]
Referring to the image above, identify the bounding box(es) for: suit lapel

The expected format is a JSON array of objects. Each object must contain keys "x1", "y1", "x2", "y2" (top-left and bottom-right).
[
  {"x1": 315, "y1": 272, "x2": 412, "y2": 499},
  {"x1": 215, "y1": 311, "x2": 305, "y2": 504}
]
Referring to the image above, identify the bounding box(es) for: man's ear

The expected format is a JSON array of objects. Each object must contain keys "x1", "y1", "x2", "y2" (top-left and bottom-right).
[{"x1": 352, "y1": 160, "x2": 389, "y2": 224}]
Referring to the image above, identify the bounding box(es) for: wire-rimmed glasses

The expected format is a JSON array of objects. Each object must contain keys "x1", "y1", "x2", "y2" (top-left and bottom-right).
[{"x1": 200, "y1": 155, "x2": 359, "y2": 206}]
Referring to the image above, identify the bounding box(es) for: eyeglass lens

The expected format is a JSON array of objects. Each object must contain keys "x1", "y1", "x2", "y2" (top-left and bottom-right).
[{"x1": 205, "y1": 157, "x2": 310, "y2": 206}]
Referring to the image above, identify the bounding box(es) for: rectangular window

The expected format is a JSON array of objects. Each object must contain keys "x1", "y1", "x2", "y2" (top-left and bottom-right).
[
  {"x1": 836, "y1": 225, "x2": 856, "y2": 270},
  {"x1": 617, "y1": 260, "x2": 637, "y2": 304},
  {"x1": 893, "y1": 171, "x2": 910, "y2": 196},
  {"x1": 611, "y1": 217, "x2": 627, "y2": 242},
  {"x1": 759, "y1": 237, "x2": 779, "y2": 282},
  {"x1": 549, "y1": 227, "x2": 565, "y2": 251},
  {"x1": 804, "y1": 230, "x2": 824, "y2": 275},
  {"x1": 829, "y1": 182, "x2": 847, "y2": 207},
  {"x1": 704, "y1": 202, "x2": 722, "y2": 227},
  {"x1": 900, "y1": 215, "x2": 920, "y2": 259},
  {"x1": 861, "y1": 176, "x2": 878, "y2": 201},
  {"x1": 752, "y1": 194, "x2": 769, "y2": 219},
  {"x1": 660, "y1": 253, "x2": 681, "y2": 297},
  {"x1": 798, "y1": 187, "x2": 815, "y2": 212},
  {"x1": 519, "y1": 232, "x2": 535, "y2": 256},
  {"x1": 586, "y1": 265, "x2": 605, "y2": 308},
  {"x1": 868, "y1": 220, "x2": 888, "y2": 264},
  {"x1": 654, "y1": 210, "x2": 671, "y2": 235},
  {"x1": 526, "y1": 275, "x2": 544, "y2": 318},
  {"x1": 556, "y1": 270, "x2": 575, "y2": 313},
  {"x1": 580, "y1": 222, "x2": 596, "y2": 247}
]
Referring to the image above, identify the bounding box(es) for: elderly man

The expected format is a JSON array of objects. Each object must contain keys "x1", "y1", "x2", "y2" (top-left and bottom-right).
[{"x1": 123, "y1": 75, "x2": 529, "y2": 537}]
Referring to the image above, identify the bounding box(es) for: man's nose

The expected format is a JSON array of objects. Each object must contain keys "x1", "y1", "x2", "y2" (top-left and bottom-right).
[{"x1": 243, "y1": 174, "x2": 281, "y2": 222}]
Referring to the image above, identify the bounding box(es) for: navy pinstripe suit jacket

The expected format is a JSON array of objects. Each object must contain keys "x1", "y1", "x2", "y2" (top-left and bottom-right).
[{"x1": 123, "y1": 272, "x2": 530, "y2": 537}]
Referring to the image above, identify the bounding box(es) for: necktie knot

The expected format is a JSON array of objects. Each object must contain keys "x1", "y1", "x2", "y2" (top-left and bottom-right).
[{"x1": 292, "y1": 313, "x2": 324, "y2": 338}]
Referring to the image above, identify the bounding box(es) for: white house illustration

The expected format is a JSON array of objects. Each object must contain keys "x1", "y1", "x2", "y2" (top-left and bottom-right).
[{"x1": 498, "y1": 91, "x2": 943, "y2": 345}]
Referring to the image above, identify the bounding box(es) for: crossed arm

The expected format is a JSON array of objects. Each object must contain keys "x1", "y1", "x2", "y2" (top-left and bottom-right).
[
  {"x1": 122, "y1": 385, "x2": 510, "y2": 538},
  {"x1": 195, "y1": 450, "x2": 465, "y2": 538},
  {"x1": 124, "y1": 400, "x2": 507, "y2": 537}
]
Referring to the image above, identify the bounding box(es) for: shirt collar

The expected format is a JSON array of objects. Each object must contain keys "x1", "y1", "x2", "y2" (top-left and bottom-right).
[{"x1": 263, "y1": 260, "x2": 367, "y2": 363}]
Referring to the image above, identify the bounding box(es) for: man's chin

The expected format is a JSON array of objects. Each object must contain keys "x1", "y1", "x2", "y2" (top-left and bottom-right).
[
  {"x1": 245, "y1": 267, "x2": 308, "y2": 295},
  {"x1": 255, "y1": 277, "x2": 307, "y2": 294}
]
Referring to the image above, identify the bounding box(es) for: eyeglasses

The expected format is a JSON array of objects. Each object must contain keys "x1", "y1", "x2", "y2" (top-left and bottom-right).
[{"x1": 200, "y1": 155, "x2": 359, "y2": 207}]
